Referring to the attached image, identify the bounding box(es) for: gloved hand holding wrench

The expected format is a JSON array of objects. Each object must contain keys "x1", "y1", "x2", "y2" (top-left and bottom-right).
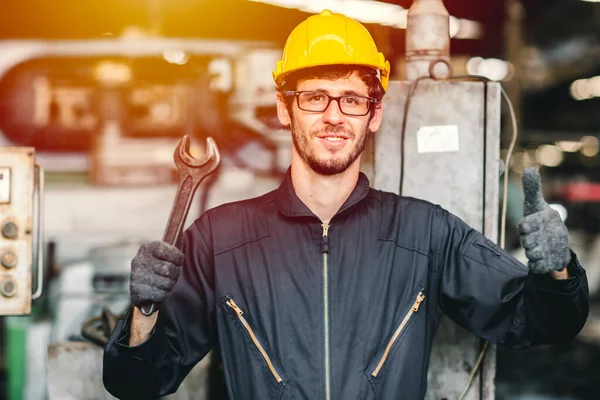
[{"x1": 129, "y1": 135, "x2": 220, "y2": 316}]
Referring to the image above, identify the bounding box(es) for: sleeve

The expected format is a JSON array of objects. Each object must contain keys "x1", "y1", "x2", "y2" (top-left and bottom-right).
[
  {"x1": 102, "y1": 215, "x2": 217, "y2": 399},
  {"x1": 432, "y1": 205, "x2": 589, "y2": 349}
]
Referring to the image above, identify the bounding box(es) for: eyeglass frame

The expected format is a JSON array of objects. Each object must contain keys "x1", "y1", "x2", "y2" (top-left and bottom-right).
[{"x1": 283, "y1": 90, "x2": 380, "y2": 117}]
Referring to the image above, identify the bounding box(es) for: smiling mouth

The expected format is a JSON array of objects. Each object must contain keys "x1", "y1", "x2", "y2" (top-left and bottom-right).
[{"x1": 321, "y1": 137, "x2": 347, "y2": 142}]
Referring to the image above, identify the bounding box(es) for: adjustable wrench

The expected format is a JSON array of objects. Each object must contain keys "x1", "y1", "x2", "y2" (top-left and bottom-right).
[{"x1": 139, "y1": 135, "x2": 220, "y2": 316}]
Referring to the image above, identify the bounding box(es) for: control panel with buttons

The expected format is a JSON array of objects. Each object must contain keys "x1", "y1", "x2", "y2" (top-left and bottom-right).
[{"x1": 0, "y1": 147, "x2": 44, "y2": 315}]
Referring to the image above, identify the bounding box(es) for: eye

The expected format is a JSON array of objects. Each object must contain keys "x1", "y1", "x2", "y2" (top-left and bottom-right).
[
  {"x1": 307, "y1": 93, "x2": 327, "y2": 103},
  {"x1": 341, "y1": 96, "x2": 360, "y2": 106}
]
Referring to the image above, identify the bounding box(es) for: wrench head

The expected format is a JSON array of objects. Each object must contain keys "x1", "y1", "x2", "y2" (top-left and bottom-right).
[{"x1": 175, "y1": 135, "x2": 220, "y2": 172}]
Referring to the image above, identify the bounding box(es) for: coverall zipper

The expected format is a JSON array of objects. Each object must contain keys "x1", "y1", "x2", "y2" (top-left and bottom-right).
[
  {"x1": 321, "y1": 223, "x2": 331, "y2": 400},
  {"x1": 225, "y1": 299, "x2": 283, "y2": 383},
  {"x1": 371, "y1": 292, "x2": 425, "y2": 378}
]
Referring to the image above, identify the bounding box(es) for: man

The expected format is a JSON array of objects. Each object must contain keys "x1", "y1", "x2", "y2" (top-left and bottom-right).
[{"x1": 103, "y1": 10, "x2": 589, "y2": 400}]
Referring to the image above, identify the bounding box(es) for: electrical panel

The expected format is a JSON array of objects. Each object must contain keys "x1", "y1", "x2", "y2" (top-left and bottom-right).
[{"x1": 0, "y1": 147, "x2": 44, "y2": 315}]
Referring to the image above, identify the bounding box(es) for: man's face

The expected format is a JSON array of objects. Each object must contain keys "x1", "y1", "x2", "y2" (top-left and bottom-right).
[{"x1": 276, "y1": 71, "x2": 383, "y2": 175}]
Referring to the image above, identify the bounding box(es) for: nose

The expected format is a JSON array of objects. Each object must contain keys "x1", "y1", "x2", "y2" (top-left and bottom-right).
[{"x1": 322, "y1": 98, "x2": 345, "y2": 125}]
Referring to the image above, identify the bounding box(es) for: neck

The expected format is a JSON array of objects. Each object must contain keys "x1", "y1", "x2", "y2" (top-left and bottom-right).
[{"x1": 290, "y1": 154, "x2": 361, "y2": 224}]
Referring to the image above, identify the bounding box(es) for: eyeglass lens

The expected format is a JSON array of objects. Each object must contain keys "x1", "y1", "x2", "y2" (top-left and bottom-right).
[{"x1": 297, "y1": 92, "x2": 370, "y2": 116}]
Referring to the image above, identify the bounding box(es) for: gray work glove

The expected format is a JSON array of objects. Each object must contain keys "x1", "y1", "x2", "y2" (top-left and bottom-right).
[
  {"x1": 518, "y1": 167, "x2": 571, "y2": 273},
  {"x1": 130, "y1": 241, "x2": 184, "y2": 309}
]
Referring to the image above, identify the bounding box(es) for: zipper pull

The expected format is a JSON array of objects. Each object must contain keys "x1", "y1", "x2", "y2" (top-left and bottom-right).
[
  {"x1": 321, "y1": 224, "x2": 330, "y2": 253},
  {"x1": 227, "y1": 299, "x2": 244, "y2": 316},
  {"x1": 412, "y1": 292, "x2": 425, "y2": 312}
]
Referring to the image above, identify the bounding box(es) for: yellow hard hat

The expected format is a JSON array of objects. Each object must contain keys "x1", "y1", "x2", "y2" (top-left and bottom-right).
[{"x1": 273, "y1": 9, "x2": 391, "y2": 91}]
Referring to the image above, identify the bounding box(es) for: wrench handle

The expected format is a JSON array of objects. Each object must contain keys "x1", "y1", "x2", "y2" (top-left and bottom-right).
[
  {"x1": 139, "y1": 172, "x2": 205, "y2": 316},
  {"x1": 138, "y1": 135, "x2": 220, "y2": 317},
  {"x1": 162, "y1": 174, "x2": 199, "y2": 246}
]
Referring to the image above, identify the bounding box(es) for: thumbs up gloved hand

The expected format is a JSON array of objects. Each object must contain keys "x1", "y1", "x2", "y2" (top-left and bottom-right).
[{"x1": 518, "y1": 167, "x2": 571, "y2": 274}]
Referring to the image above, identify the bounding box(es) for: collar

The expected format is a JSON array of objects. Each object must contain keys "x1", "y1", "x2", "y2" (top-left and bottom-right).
[{"x1": 274, "y1": 167, "x2": 371, "y2": 219}]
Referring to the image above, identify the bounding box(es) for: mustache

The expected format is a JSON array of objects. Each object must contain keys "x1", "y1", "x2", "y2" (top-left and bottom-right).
[{"x1": 312, "y1": 126, "x2": 354, "y2": 139}]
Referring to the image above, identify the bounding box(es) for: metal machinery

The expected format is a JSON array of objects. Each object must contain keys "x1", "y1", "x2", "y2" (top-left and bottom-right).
[
  {"x1": 0, "y1": 147, "x2": 45, "y2": 400},
  {"x1": 0, "y1": 35, "x2": 284, "y2": 399},
  {"x1": 0, "y1": 147, "x2": 44, "y2": 314},
  {"x1": 228, "y1": 48, "x2": 292, "y2": 174},
  {"x1": 0, "y1": 36, "x2": 283, "y2": 182},
  {"x1": 372, "y1": 1, "x2": 501, "y2": 399},
  {"x1": 375, "y1": 79, "x2": 501, "y2": 400}
]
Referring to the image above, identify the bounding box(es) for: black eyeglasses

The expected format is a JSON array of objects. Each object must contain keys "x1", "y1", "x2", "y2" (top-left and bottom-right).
[{"x1": 284, "y1": 90, "x2": 378, "y2": 116}]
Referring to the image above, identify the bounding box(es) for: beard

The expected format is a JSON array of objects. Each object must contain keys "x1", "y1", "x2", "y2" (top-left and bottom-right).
[{"x1": 290, "y1": 118, "x2": 371, "y2": 176}]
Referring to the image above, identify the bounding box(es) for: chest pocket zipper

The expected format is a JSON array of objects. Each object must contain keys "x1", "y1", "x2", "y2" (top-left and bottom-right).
[
  {"x1": 225, "y1": 299, "x2": 284, "y2": 384},
  {"x1": 370, "y1": 291, "x2": 425, "y2": 378}
]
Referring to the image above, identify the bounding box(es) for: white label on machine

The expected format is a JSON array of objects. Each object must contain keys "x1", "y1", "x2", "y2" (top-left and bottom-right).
[
  {"x1": 0, "y1": 168, "x2": 10, "y2": 204},
  {"x1": 416, "y1": 125, "x2": 459, "y2": 154}
]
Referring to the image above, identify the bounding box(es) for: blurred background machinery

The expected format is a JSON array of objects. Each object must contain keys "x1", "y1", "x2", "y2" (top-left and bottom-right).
[
  {"x1": 0, "y1": 147, "x2": 44, "y2": 315},
  {"x1": 0, "y1": 147, "x2": 45, "y2": 400},
  {"x1": 1, "y1": 0, "x2": 600, "y2": 399},
  {"x1": 0, "y1": 30, "x2": 287, "y2": 400}
]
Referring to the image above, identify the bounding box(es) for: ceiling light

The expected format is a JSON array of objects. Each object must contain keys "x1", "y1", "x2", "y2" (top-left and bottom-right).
[
  {"x1": 570, "y1": 76, "x2": 600, "y2": 101},
  {"x1": 249, "y1": 0, "x2": 482, "y2": 39},
  {"x1": 466, "y1": 57, "x2": 513, "y2": 81},
  {"x1": 535, "y1": 144, "x2": 563, "y2": 167},
  {"x1": 162, "y1": 49, "x2": 189, "y2": 65},
  {"x1": 581, "y1": 136, "x2": 600, "y2": 157},
  {"x1": 555, "y1": 141, "x2": 582, "y2": 152}
]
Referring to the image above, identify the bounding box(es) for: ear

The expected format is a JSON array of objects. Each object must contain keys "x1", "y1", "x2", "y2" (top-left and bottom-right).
[
  {"x1": 276, "y1": 92, "x2": 291, "y2": 127},
  {"x1": 368, "y1": 102, "x2": 384, "y2": 133}
]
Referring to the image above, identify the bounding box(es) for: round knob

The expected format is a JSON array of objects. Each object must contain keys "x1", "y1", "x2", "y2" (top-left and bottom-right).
[
  {"x1": 1, "y1": 222, "x2": 18, "y2": 239},
  {"x1": 0, "y1": 279, "x2": 17, "y2": 297},
  {"x1": 0, "y1": 250, "x2": 17, "y2": 268}
]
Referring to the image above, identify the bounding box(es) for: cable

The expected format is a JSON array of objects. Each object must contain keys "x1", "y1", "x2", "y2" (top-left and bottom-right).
[
  {"x1": 396, "y1": 73, "x2": 519, "y2": 400},
  {"x1": 499, "y1": 84, "x2": 519, "y2": 250}
]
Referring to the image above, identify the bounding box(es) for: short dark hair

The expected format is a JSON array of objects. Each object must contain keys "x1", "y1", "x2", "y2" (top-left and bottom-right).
[{"x1": 277, "y1": 65, "x2": 385, "y2": 112}]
